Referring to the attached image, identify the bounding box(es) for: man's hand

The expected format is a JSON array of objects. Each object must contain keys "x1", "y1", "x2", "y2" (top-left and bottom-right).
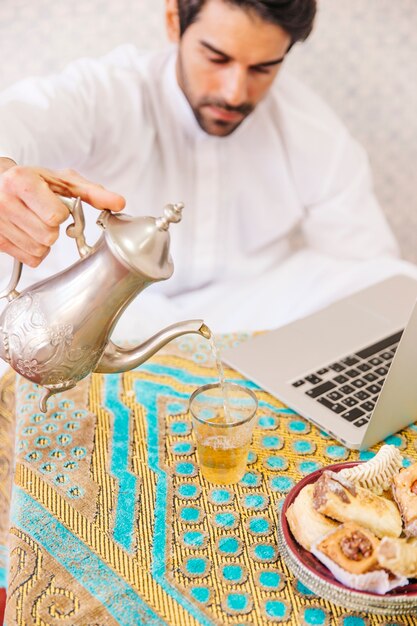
[{"x1": 0, "y1": 159, "x2": 125, "y2": 267}]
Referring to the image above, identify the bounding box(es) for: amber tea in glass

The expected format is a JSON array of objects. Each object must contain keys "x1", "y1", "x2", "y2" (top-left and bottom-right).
[{"x1": 189, "y1": 382, "x2": 258, "y2": 484}]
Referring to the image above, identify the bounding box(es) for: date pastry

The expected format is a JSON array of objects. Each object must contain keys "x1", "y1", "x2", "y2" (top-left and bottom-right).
[
  {"x1": 392, "y1": 462, "x2": 417, "y2": 536},
  {"x1": 312, "y1": 522, "x2": 408, "y2": 594},
  {"x1": 286, "y1": 484, "x2": 338, "y2": 551},
  {"x1": 339, "y1": 444, "x2": 403, "y2": 495},
  {"x1": 313, "y1": 471, "x2": 402, "y2": 538},
  {"x1": 314, "y1": 521, "x2": 379, "y2": 575},
  {"x1": 377, "y1": 536, "x2": 417, "y2": 578}
]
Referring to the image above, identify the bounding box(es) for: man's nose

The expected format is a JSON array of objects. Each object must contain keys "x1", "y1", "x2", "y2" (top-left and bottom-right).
[{"x1": 222, "y1": 66, "x2": 249, "y2": 107}]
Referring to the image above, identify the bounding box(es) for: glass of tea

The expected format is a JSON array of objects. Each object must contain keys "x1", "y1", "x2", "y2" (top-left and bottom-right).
[{"x1": 189, "y1": 382, "x2": 258, "y2": 484}]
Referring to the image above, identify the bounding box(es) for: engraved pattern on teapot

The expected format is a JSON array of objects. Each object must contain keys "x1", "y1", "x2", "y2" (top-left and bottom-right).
[{"x1": 2, "y1": 293, "x2": 99, "y2": 385}]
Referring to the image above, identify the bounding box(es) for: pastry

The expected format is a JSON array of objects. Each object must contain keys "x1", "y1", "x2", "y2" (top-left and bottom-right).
[
  {"x1": 377, "y1": 536, "x2": 417, "y2": 577},
  {"x1": 339, "y1": 444, "x2": 403, "y2": 495},
  {"x1": 312, "y1": 522, "x2": 408, "y2": 594},
  {"x1": 313, "y1": 470, "x2": 402, "y2": 538},
  {"x1": 286, "y1": 483, "x2": 338, "y2": 551},
  {"x1": 392, "y1": 462, "x2": 417, "y2": 536},
  {"x1": 315, "y1": 521, "x2": 379, "y2": 575}
]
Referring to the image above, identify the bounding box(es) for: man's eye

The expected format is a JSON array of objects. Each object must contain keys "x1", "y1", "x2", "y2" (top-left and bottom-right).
[
  {"x1": 251, "y1": 66, "x2": 271, "y2": 75},
  {"x1": 208, "y1": 57, "x2": 228, "y2": 64}
]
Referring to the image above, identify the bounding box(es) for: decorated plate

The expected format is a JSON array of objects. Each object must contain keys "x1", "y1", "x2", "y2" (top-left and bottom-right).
[{"x1": 277, "y1": 461, "x2": 417, "y2": 614}]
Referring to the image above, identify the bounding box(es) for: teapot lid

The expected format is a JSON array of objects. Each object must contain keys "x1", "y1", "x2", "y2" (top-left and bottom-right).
[{"x1": 98, "y1": 203, "x2": 183, "y2": 281}]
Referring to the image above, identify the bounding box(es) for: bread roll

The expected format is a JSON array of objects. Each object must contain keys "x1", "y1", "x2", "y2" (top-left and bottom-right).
[{"x1": 286, "y1": 483, "x2": 338, "y2": 551}]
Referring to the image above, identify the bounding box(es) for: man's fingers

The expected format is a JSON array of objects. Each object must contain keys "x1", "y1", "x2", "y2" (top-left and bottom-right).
[
  {"x1": 34, "y1": 167, "x2": 126, "y2": 212},
  {"x1": 0, "y1": 192, "x2": 59, "y2": 248},
  {"x1": 0, "y1": 228, "x2": 49, "y2": 267},
  {"x1": 0, "y1": 212, "x2": 49, "y2": 260},
  {"x1": 0, "y1": 164, "x2": 126, "y2": 268},
  {"x1": 1, "y1": 166, "x2": 69, "y2": 227}
]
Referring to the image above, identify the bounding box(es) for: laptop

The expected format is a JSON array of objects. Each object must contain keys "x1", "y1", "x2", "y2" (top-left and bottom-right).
[{"x1": 222, "y1": 274, "x2": 417, "y2": 450}]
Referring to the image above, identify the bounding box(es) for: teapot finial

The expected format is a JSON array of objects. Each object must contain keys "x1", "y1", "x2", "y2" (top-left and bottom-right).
[{"x1": 155, "y1": 202, "x2": 184, "y2": 231}]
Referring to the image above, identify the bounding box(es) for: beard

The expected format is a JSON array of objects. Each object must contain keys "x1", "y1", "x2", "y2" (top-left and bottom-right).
[
  {"x1": 192, "y1": 97, "x2": 254, "y2": 136},
  {"x1": 176, "y1": 54, "x2": 254, "y2": 137}
]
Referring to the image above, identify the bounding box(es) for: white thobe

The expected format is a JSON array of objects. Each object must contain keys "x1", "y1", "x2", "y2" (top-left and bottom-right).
[{"x1": 0, "y1": 45, "x2": 415, "y2": 350}]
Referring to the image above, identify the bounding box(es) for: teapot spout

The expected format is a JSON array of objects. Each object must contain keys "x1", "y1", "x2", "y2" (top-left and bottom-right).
[{"x1": 94, "y1": 319, "x2": 211, "y2": 374}]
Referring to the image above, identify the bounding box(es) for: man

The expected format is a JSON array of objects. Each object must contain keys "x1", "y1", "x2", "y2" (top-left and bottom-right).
[{"x1": 0, "y1": 0, "x2": 414, "y2": 343}]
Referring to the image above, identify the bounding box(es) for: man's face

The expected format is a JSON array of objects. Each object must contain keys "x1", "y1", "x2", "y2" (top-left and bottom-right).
[{"x1": 174, "y1": 0, "x2": 291, "y2": 136}]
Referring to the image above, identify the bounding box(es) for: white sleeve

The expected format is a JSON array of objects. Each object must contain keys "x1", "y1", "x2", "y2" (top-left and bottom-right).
[
  {"x1": 0, "y1": 62, "x2": 98, "y2": 168},
  {"x1": 0, "y1": 51, "x2": 145, "y2": 173},
  {"x1": 301, "y1": 131, "x2": 399, "y2": 260},
  {"x1": 275, "y1": 71, "x2": 399, "y2": 261}
]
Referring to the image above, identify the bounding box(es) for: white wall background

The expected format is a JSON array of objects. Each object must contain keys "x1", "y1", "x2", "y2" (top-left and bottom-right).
[
  {"x1": 286, "y1": 0, "x2": 417, "y2": 263},
  {"x1": 0, "y1": 0, "x2": 416, "y2": 261},
  {"x1": 0, "y1": 0, "x2": 167, "y2": 83}
]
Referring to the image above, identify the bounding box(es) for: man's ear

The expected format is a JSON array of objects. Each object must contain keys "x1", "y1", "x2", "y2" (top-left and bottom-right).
[{"x1": 165, "y1": 0, "x2": 181, "y2": 43}]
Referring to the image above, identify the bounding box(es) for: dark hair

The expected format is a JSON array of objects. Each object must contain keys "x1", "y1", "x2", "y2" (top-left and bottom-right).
[{"x1": 177, "y1": 0, "x2": 317, "y2": 45}]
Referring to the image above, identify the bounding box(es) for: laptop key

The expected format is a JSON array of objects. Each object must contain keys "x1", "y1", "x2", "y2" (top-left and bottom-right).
[
  {"x1": 329, "y1": 362, "x2": 346, "y2": 372},
  {"x1": 317, "y1": 368, "x2": 329, "y2": 375},
  {"x1": 342, "y1": 356, "x2": 360, "y2": 366},
  {"x1": 367, "y1": 384, "x2": 380, "y2": 395},
  {"x1": 341, "y1": 407, "x2": 365, "y2": 422},
  {"x1": 305, "y1": 380, "x2": 336, "y2": 398},
  {"x1": 340, "y1": 384, "x2": 355, "y2": 394},
  {"x1": 364, "y1": 372, "x2": 378, "y2": 383},
  {"x1": 357, "y1": 362, "x2": 371, "y2": 372},
  {"x1": 355, "y1": 330, "x2": 403, "y2": 359},
  {"x1": 354, "y1": 417, "x2": 370, "y2": 427},
  {"x1": 317, "y1": 398, "x2": 346, "y2": 413},
  {"x1": 334, "y1": 374, "x2": 349, "y2": 384},
  {"x1": 361, "y1": 400, "x2": 375, "y2": 411},
  {"x1": 375, "y1": 366, "x2": 388, "y2": 377},
  {"x1": 345, "y1": 368, "x2": 360, "y2": 378},
  {"x1": 327, "y1": 391, "x2": 343, "y2": 401},
  {"x1": 343, "y1": 396, "x2": 359, "y2": 407},
  {"x1": 354, "y1": 390, "x2": 370, "y2": 401},
  {"x1": 351, "y1": 379, "x2": 367, "y2": 389},
  {"x1": 305, "y1": 374, "x2": 322, "y2": 385},
  {"x1": 380, "y1": 351, "x2": 393, "y2": 360},
  {"x1": 369, "y1": 357, "x2": 383, "y2": 366},
  {"x1": 292, "y1": 379, "x2": 305, "y2": 388}
]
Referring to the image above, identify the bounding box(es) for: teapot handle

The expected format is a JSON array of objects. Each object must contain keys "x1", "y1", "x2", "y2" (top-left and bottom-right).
[
  {"x1": 61, "y1": 196, "x2": 93, "y2": 258},
  {"x1": 0, "y1": 195, "x2": 92, "y2": 301},
  {"x1": 0, "y1": 258, "x2": 22, "y2": 301}
]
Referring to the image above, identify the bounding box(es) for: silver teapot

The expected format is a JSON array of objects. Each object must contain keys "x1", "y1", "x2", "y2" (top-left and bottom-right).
[{"x1": 0, "y1": 198, "x2": 210, "y2": 411}]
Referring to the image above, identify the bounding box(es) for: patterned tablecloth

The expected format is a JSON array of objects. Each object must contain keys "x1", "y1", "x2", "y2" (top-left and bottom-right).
[{"x1": 1, "y1": 334, "x2": 417, "y2": 626}]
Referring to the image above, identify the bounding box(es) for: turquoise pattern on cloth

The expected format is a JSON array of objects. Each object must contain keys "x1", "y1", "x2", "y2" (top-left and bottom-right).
[{"x1": 2, "y1": 335, "x2": 417, "y2": 625}]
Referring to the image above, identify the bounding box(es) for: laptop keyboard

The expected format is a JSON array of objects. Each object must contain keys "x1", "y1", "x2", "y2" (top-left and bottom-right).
[{"x1": 291, "y1": 330, "x2": 403, "y2": 429}]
